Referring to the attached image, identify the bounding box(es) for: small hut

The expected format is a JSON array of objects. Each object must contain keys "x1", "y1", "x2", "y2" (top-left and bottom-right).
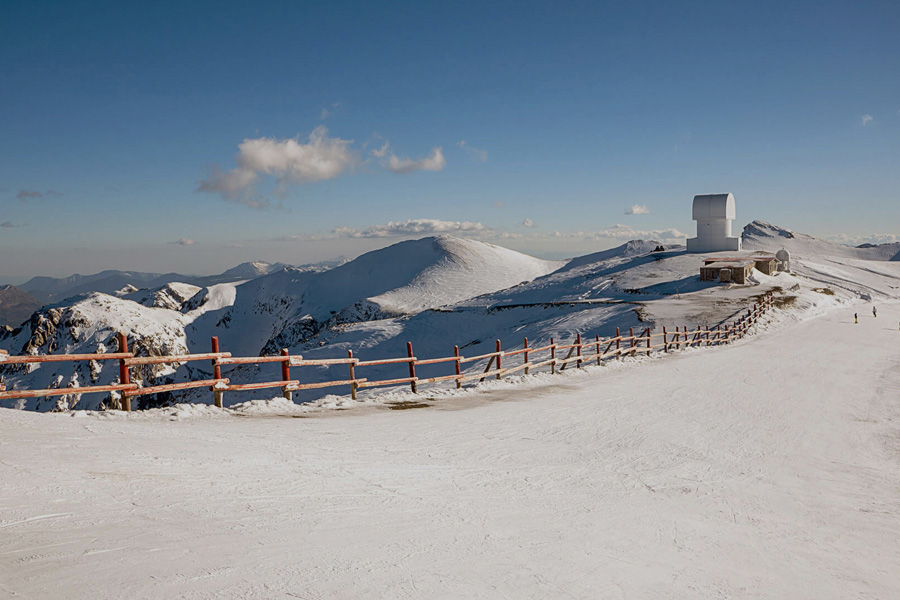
[{"x1": 700, "y1": 260, "x2": 755, "y2": 284}]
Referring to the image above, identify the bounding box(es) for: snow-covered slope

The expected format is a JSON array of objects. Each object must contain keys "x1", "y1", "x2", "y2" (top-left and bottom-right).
[
  {"x1": 743, "y1": 220, "x2": 900, "y2": 261},
  {"x1": 326, "y1": 236, "x2": 563, "y2": 316},
  {"x1": 188, "y1": 236, "x2": 563, "y2": 355},
  {"x1": 3, "y1": 303, "x2": 900, "y2": 599},
  {"x1": 124, "y1": 282, "x2": 202, "y2": 311}
]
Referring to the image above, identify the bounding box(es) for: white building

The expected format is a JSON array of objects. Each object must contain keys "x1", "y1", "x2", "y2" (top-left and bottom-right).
[
  {"x1": 686, "y1": 193, "x2": 742, "y2": 253},
  {"x1": 776, "y1": 247, "x2": 790, "y2": 271}
]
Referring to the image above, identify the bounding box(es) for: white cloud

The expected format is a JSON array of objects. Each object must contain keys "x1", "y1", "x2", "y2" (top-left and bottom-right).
[
  {"x1": 385, "y1": 147, "x2": 446, "y2": 174},
  {"x1": 862, "y1": 114, "x2": 874, "y2": 126},
  {"x1": 334, "y1": 218, "x2": 486, "y2": 238},
  {"x1": 198, "y1": 126, "x2": 358, "y2": 202},
  {"x1": 1, "y1": 221, "x2": 19, "y2": 228},
  {"x1": 457, "y1": 140, "x2": 488, "y2": 163},
  {"x1": 625, "y1": 204, "x2": 650, "y2": 215},
  {"x1": 522, "y1": 218, "x2": 535, "y2": 228},
  {"x1": 170, "y1": 238, "x2": 197, "y2": 246}
]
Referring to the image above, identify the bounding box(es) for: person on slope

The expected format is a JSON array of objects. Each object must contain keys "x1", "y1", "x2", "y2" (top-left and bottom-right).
[
  {"x1": 873, "y1": 306, "x2": 877, "y2": 318},
  {"x1": 854, "y1": 313, "x2": 858, "y2": 324}
]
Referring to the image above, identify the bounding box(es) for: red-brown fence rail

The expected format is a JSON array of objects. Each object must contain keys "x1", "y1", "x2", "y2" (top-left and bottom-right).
[{"x1": 0, "y1": 293, "x2": 775, "y2": 410}]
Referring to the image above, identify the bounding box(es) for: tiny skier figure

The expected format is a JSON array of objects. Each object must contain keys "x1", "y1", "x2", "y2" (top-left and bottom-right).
[
  {"x1": 873, "y1": 306, "x2": 877, "y2": 318},
  {"x1": 854, "y1": 313, "x2": 858, "y2": 324}
]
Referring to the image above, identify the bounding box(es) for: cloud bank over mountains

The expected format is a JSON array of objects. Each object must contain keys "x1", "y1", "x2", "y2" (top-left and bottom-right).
[
  {"x1": 324, "y1": 218, "x2": 686, "y2": 245},
  {"x1": 334, "y1": 219, "x2": 484, "y2": 238}
]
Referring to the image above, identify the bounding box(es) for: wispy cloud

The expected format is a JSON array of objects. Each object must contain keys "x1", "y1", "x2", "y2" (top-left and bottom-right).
[
  {"x1": 385, "y1": 147, "x2": 446, "y2": 174},
  {"x1": 625, "y1": 204, "x2": 650, "y2": 215},
  {"x1": 17, "y1": 189, "x2": 62, "y2": 201},
  {"x1": 198, "y1": 126, "x2": 358, "y2": 203},
  {"x1": 169, "y1": 238, "x2": 197, "y2": 246},
  {"x1": 457, "y1": 140, "x2": 488, "y2": 163},
  {"x1": 1, "y1": 221, "x2": 21, "y2": 228},
  {"x1": 370, "y1": 141, "x2": 391, "y2": 158},
  {"x1": 320, "y1": 102, "x2": 339, "y2": 120},
  {"x1": 334, "y1": 218, "x2": 486, "y2": 238},
  {"x1": 861, "y1": 114, "x2": 874, "y2": 126}
]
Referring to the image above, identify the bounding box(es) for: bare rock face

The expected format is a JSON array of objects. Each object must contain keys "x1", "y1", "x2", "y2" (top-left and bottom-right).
[
  {"x1": 0, "y1": 285, "x2": 41, "y2": 327},
  {"x1": 125, "y1": 283, "x2": 202, "y2": 311},
  {"x1": 0, "y1": 293, "x2": 194, "y2": 411}
]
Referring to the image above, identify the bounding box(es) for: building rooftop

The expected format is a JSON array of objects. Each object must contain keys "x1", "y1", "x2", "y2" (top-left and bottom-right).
[
  {"x1": 701, "y1": 260, "x2": 756, "y2": 269},
  {"x1": 702, "y1": 254, "x2": 775, "y2": 264}
]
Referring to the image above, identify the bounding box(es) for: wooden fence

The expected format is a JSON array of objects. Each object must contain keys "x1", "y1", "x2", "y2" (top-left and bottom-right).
[{"x1": 0, "y1": 293, "x2": 775, "y2": 411}]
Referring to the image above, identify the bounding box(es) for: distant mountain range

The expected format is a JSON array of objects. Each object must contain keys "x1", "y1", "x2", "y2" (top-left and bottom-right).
[
  {"x1": 10, "y1": 258, "x2": 353, "y2": 305},
  {"x1": 0, "y1": 258, "x2": 349, "y2": 327},
  {"x1": 16, "y1": 261, "x2": 290, "y2": 305},
  {"x1": 0, "y1": 285, "x2": 41, "y2": 328}
]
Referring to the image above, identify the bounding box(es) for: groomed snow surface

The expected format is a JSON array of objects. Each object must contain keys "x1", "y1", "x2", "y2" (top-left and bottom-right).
[{"x1": 2, "y1": 303, "x2": 899, "y2": 598}]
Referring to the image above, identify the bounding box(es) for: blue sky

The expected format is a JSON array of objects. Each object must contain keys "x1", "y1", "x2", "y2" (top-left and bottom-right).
[{"x1": 1, "y1": 0, "x2": 898, "y2": 278}]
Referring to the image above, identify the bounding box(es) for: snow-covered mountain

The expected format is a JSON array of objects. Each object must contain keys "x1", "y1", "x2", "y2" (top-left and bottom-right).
[
  {"x1": 743, "y1": 220, "x2": 900, "y2": 261},
  {"x1": 186, "y1": 236, "x2": 564, "y2": 355},
  {"x1": 3, "y1": 227, "x2": 899, "y2": 411}
]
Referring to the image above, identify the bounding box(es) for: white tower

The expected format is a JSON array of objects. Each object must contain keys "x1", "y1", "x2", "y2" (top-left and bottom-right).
[{"x1": 686, "y1": 193, "x2": 742, "y2": 253}]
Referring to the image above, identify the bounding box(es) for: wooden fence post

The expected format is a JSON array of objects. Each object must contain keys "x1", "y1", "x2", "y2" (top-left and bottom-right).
[
  {"x1": 663, "y1": 327, "x2": 668, "y2": 353},
  {"x1": 211, "y1": 336, "x2": 223, "y2": 408},
  {"x1": 454, "y1": 345, "x2": 462, "y2": 389},
  {"x1": 576, "y1": 333, "x2": 582, "y2": 368},
  {"x1": 280, "y1": 348, "x2": 292, "y2": 401},
  {"x1": 646, "y1": 328, "x2": 651, "y2": 357},
  {"x1": 596, "y1": 334, "x2": 602, "y2": 365},
  {"x1": 495, "y1": 339, "x2": 503, "y2": 380},
  {"x1": 523, "y1": 337, "x2": 530, "y2": 375},
  {"x1": 347, "y1": 350, "x2": 358, "y2": 400},
  {"x1": 615, "y1": 328, "x2": 621, "y2": 359},
  {"x1": 407, "y1": 342, "x2": 417, "y2": 393},
  {"x1": 551, "y1": 337, "x2": 556, "y2": 374},
  {"x1": 117, "y1": 332, "x2": 131, "y2": 412},
  {"x1": 629, "y1": 327, "x2": 635, "y2": 356}
]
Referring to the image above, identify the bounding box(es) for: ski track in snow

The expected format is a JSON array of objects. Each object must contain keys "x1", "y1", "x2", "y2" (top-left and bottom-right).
[{"x1": 1, "y1": 303, "x2": 899, "y2": 598}]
